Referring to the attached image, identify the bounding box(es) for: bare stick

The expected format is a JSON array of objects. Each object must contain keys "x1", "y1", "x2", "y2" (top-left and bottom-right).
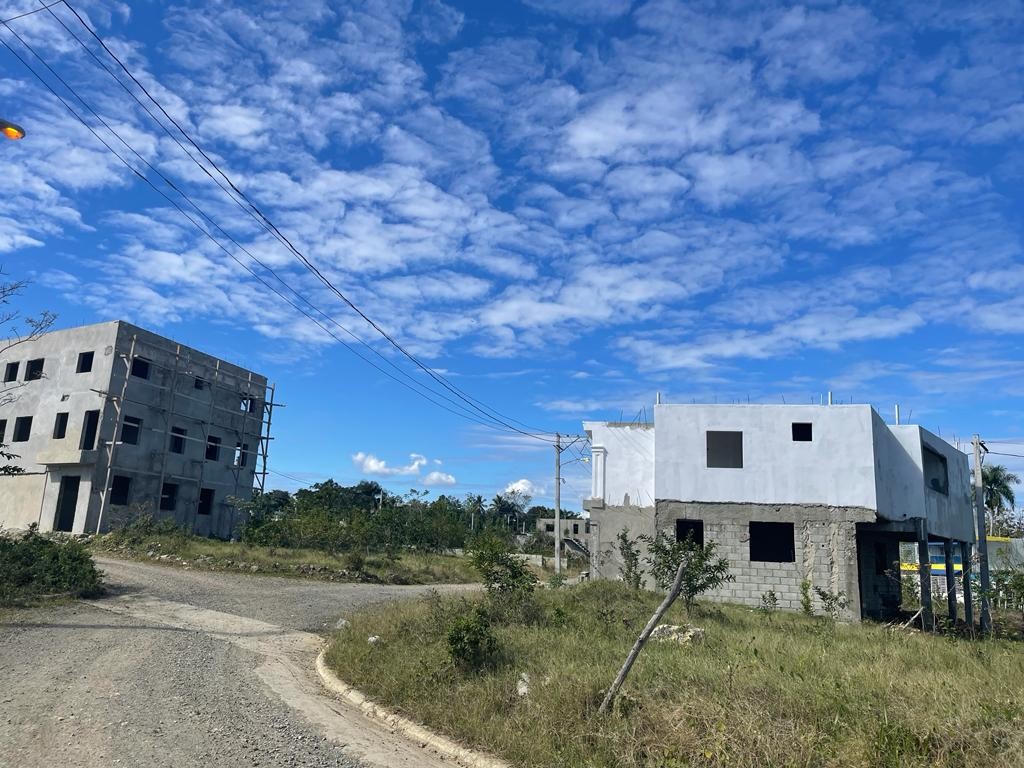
[{"x1": 598, "y1": 556, "x2": 687, "y2": 714}]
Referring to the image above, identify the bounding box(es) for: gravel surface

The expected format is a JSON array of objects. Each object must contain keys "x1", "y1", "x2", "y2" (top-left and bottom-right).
[
  {"x1": 94, "y1": 556, "x2": 469, "y2": 633},
  {"x1": 0, "y1": 556, "x2": 479, "y2": 768}
]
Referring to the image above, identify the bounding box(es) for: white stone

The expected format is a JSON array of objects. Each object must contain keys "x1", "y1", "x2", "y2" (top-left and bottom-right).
[
  {"x1": 649, "y1": 624, "x2": 705, "y2": 645},
  {"x1": 367, "y1": 635, "x2": 381, "y2": 645}
]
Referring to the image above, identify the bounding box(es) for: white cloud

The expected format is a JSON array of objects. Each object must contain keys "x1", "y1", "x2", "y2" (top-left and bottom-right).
[
  {"x1": 505, "y1": 478, "x2": 540, "y2": 496},
  {"x1": 423, "y1": 470, "x2": 457, "y2": 486},
  {"x1": 352, "y1": 451, "x2": 428, "y2": 476}
]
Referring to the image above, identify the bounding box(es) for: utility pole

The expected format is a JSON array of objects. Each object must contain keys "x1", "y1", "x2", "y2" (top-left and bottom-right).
[
  {"x1": 973, "y1": 434, "x2": 992, "y2": 634},
  {"x1": 554, "y1": 432, "x2": 561, "y2": 574}
]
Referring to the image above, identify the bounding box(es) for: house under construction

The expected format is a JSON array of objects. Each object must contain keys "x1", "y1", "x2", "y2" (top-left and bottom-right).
[{"x1": 0, "y1": 320, "x2": 274, "y2": 538}]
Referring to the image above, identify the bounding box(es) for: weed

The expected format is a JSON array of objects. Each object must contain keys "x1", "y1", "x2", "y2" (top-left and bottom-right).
[
  {"x1": 0, "y1": 525, "x2": 103, "y2": 603},
  {"x1": 800, "y1": 579, "x2": 813, "y2": 616},
  {"x1": 447, "y1": 605, "x2": 501, "y2": 672},
  {"x1": 615, "y1": 528, "x2": 643, "y2": 590}
]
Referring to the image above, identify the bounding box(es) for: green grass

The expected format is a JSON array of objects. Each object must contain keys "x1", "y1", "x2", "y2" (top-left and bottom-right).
[
  {"x1": 88, "y1": 531, "x2": 478, "y2": 585},
  {"x1": 325, "y1": 581, "x2": 1024, "y2": 768}
]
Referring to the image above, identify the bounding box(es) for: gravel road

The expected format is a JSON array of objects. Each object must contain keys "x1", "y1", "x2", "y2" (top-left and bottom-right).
[{"x1": 0, "y1": 557, "x2": 474, "y2": 768}]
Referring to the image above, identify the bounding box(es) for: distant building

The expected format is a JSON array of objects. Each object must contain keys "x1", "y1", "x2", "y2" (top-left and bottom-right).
[
  {"x1": 583, "y1": 403, "x2": 975, "y2": 621},
  {"x1": 0, "y1": 321, "x2": 273, "y2": 538}
]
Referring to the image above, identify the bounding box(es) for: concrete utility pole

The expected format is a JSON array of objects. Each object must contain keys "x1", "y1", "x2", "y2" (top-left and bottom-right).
[
  {"x1": 973, "y1": 434, "x2": 992, "y2": 634},
  {"x1": 554, "y1": 432, "x2": 561, "y2": 575}
]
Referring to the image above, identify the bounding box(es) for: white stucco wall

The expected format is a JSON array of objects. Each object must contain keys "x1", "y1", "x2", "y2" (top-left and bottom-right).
[
  {"x1": 654, "y1": 404, "x2": 879, "y2": 508},
  {"x1": 584, "y1": 421, "x2": 654, "y2": 507}
]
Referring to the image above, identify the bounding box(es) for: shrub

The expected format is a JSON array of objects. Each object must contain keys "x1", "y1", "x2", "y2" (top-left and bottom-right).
[
  {"x1": 640, "y1": 530, "x2": 733, "y2": 613},
  {"x1": 758, "y1": 589, "x2": 779, "y2": 619},
  {"x1": 800, "y1": 579, "x2": 814, "y2": 616},
  {"x1": 103, "y1": 513, "x2": 188, "y2": 548},
  {"x1": 0, "y1": 526, "x2": 103, "y2": 603},
  {"x1": 615, "y1": 528, "x2": 643, "y2": 590},
  {"x1": 468, "y1": 533, "x2": 537, "y2": 598},
  {"x1": 814, "y1": 587, "x2": 851, "y2": 621},
  {"x1": 447, "y1": 606, "x2": 500, "y2": 672}
]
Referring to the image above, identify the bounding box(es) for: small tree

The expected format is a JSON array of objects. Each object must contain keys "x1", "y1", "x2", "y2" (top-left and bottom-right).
[
  {"x1": 616, "y1": 528, "x2": 643, "y2": 590},
  {"x1": 640, "y1": 530, "x2": 733, "y2": 613}
]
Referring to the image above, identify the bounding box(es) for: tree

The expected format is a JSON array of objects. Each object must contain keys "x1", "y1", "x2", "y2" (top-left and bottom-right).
[
  {"x1": 640, "y1": 530, "x2": 733, "y2": 614},
  {"x1": 0, "y1": 276, "x2": 56, "y2": 475},
  {"x1": 984, "y1": 464, "x2": 1022, "y2": 537}
]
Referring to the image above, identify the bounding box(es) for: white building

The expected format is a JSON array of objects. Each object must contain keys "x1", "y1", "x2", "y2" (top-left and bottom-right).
[
  {"x1": 0, "y1": 321, "x2": 273, "y2": 538},
  {"x1": 584, "y1": 403, "x2": 975, "y2": 620}
]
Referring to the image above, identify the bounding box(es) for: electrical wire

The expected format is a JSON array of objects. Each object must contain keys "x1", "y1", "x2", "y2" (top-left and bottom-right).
[
  {"x1": 0, "y1": 1, "x2": 61, "y2": 24},
  {"x1": 48, "y1": 0, "x2": 554, "y2": 442},
  {"x1": 31, "y1": 0, "x2": 549, "y2": 439},
  {"x1": 1, "y1": 15, "x2": 555, "y2": 440},
  {"x1": 0, "y1": 28, "x2": 544, "y2": 436}
]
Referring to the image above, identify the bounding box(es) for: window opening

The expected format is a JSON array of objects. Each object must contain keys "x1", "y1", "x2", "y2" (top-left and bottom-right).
[
  {"x1": 110, "y1": 475, "x2": 131, "y2": 506},
  {"x1": 792, "y1": 422, "x2": 813, "y2": 442},
  {"x1": 749, "y1": 521, "x2": 795, "y2": 562},
  {"x1": 80, "y1": 410, "x2": 100, "y2": 450},
  {"x1": 169, "y1": 426, "x2": 187, "y2": 454},
  {"x1": 706, "y1": 430, "x2": 743, "y2": 468},
  {"x1": 25, "y1": 358, "x2": 44, "y2": 381},
  {"x1": 159, "y1": 482, "x2": 178, "y2": 511},
  {"x1": 121, "y1": 416, "x2": 141, "y2": 445},
  {"x1": 675, "y1": 519, "x2": 705, "y2": 546},
  {"x1": 12, "y1": 416, "x2": 32, "y2": 442}
]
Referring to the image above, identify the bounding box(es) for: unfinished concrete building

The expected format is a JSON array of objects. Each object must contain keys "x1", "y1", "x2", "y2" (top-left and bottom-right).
[
  {"x1": 0, "y1": 320, "x2": 273, "y2": 538},
  {"x1": 583, "y1": 403, "x2": 975, "y2": 621}
]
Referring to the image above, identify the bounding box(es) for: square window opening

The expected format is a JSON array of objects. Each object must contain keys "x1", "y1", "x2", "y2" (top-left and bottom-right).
[
  {"x1": 923, "y1": 446, "x2": 949, "y2": 496},
  {"x1": 544, "y1": 522, "x2": 554, "y2": 532},
  {"x1": 130, "y1": 357, "x2": 151, "y2": 379},
  {"x1": 194, "y1": 377, "x2": 206, "y2": 391},
  {"x1": 239, "y1": 396, "x2": 260, "y2": 413},
  {"x1": 169, "y1": 426, "x2": 187, "y2": 454},
  {"x1": 233, "y1": 442, "x2": 249, "y2": 467},
  {"x1": 749, "y1": 521, "x2": 795, "y2": 563},
  {"x1": 12, "y1": 415, "x2": 32, "y2": 442},
  {"x1": 198, "y1": 488, "x2": 215, "y2": 516},
  {"x1": 3, "y1": 362, "x2": 18, "y2": 383},
  {"x1": 110, "y1": 475, "x2": 131, "y2": 506},
  {"x1": 121, "y1": 416, "x2": 141, "y2": 446},
  {"x1": 76, "y1": 351, "x2": 94, "y2": 373},
  {"x1": 53, "y1": 412, "x2": 69, "y2": 440},
  {"x1": 159, "y1": 482, "x2": 178, "y2": 512},
  {"x1": 706, "y1": 430, "x2": 743, "y2": 468},
  {"x1": 206, "y1": 435, "x2": 222, "y2": 461},
  {"x1": 80, "y1": 410, "x2": 100, "y2": 450},
  {"x1": 675, "y1": 519, "x2": 705, "y2": 546},
  {"x1": 25, "y1": 358, "x2": 44, "y2": 381},
  {"x1": 792, "y1": 422, "x2": 813, "y2": 442}
]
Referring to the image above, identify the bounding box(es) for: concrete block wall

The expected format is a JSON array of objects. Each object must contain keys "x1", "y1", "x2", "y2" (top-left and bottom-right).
[
  {"x1": 588, "y1": 502, "x2": 656, "y2": 582},
  {"x1": 656, "y1": 501, "x2": 876, "y2": 620}
]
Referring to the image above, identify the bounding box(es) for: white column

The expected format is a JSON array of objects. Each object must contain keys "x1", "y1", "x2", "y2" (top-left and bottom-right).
[{"x1": 591, "y1": 446, "x2": 607, "y2": 500}]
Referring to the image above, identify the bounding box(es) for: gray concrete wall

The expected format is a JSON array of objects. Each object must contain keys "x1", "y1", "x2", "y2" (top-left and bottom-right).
[
  {"x1": 655, "y1": 500, "x2": 875, "y2": 620},
  {"x1": 0, "y1": 321, "x2": 269, "y2": 538},
  {"x1": 588, "y1": 503, "x2": 656, "y2": 582}
]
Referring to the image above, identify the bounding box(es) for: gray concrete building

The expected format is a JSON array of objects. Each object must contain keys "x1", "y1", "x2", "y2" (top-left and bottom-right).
[
  {"x1": 583, "y1": 403, "x2": 976, "y2": 621},
  {"x1": 0, "y1": 321, "x2": 273, "y2": 538}
]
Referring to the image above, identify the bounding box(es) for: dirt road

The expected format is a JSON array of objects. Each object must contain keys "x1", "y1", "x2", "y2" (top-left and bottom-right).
[{"x1": 0, "y1": 557, "x2": 472, "y2": 768}]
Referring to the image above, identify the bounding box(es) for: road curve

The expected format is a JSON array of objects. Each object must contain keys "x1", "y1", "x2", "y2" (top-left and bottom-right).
[{"x1": 0, "y1": 557, "x2": 473, "y2": 768}]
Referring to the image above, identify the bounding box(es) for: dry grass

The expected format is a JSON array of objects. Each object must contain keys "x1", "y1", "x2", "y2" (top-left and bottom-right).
[
  {"x1": 326, "y1": 581, "x2": 1024, "y2": 768},
  {"x1": 89, "y1": 533, "x2": 478, "y2": 585}
]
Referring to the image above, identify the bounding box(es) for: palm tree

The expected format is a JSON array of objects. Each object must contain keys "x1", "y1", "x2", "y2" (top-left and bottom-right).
[{"x1": 983, "y1": 464, "x2": 1021, "y2": 536}]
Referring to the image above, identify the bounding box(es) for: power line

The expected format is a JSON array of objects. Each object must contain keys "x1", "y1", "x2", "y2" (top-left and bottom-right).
[
  {"x1": 50, "y1": 0, "x2": 553, "y2": 442},
  {"x1": 2, "y1": 11, "x2": 554, "y2": 440},
  {"x1": 0, "y1": 1, "x2": 61, "y2": 24},
  {"x1": 0, "y1": 27, "x2": 540, "y2": 436}
]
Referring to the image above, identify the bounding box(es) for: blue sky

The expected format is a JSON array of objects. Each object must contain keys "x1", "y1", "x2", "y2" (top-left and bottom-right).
[{"x1": 2, "y1": 0, "x2": 1023, "y2": 508}]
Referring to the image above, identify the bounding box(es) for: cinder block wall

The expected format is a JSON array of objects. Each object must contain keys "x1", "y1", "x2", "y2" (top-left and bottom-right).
[{"x1": 656, "y1": 501, "x2": 876, "y2": 620}]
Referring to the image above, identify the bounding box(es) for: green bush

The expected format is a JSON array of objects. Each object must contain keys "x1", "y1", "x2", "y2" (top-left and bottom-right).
[
  {"x1": 447, "y1": 605, "x2": 501, "y2": 672},
  {"x1": 0, "y1": 526, "x2": 103, "y2": 603},
  {"x1": 615, "y1": 528, "x2": 643, "y2": 589},
  {"x1": 640, "y1": 529, "x2": 733, "y2": 613},
  {"x1": 468, "y1": 533, "x2": 537, "y2": 597},
  {"x1": 103, "y1": 513, "x2": 188, "y2": 548}
]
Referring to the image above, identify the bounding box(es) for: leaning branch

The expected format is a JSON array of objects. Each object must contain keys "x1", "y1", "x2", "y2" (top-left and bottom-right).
[{"x1": 599, "y1": 554, "x2": 687, "y2": 714}]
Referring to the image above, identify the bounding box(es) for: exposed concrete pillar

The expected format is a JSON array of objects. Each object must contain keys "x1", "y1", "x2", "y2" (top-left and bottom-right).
[
  {"x1": 591, "y1": 446, "x2": 607, "y2": 500},
  {"x1": 916, "y1": 518, "x2": 933, "y2": 631},
  {"x1": 943, "y1": 539, "x2": 957, "y2": 625},
  {"x1": 960, "y1": 540, "x2": 974, "y2": 629}
]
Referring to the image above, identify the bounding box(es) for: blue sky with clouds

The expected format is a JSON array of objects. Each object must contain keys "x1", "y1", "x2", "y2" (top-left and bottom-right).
[{"x1": 2, "y1": 0, "x2": 1023, "y2": 508}]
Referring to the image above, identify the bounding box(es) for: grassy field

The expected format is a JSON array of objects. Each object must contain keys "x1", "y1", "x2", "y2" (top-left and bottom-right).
[
  {"x1": 89, "y1": 531, "x2": 478, "y2": 585},
  {"x1": 326, "y1": 581, "x2": 1024, "y2": 768}
]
